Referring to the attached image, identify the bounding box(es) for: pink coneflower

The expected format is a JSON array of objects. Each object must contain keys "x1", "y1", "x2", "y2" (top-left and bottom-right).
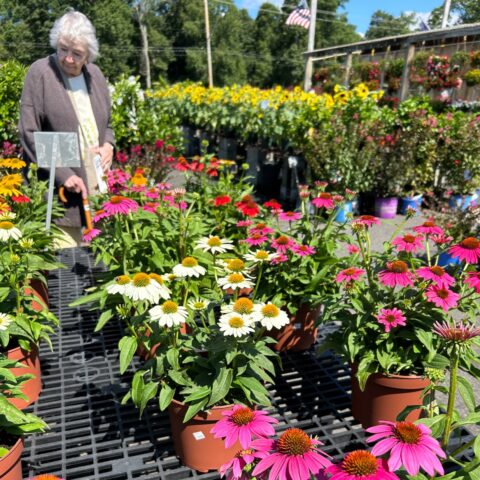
[
  {"x1": 333, "y1": 194, "x2": 344, "y2": 203},
  {"x1": 378, "y1": 261, "x2": 414, "y2": 288},
  {"x1": 278, "y1": 211, "x2": 302, "y2": 222},
  {"x1": 449, "y1": 237, "x2": 480, "y2": 264},
  {"x1": 214, "y1": 195, "x2": 231, "y2": 207},
  {"x1": 102, "y1": 196, "x2": 138, "y2": 215},
  {"x1": 292, "y1": 244, "x2": 316, "y2": 256},
  {"x1": 433, "y1": 320, "x2": 480, "y2": 343},
  {"x1": 416, "y1": 266, "x2": 454, "y2": 288},
  {"x1": 157, "y1": 182, "x2": 172, "y2": 191},
  {"x1": 271, "y1": 253, "x2": 288, "y2": 264},
  {"x1": 264, "y1": 199, "x2": 282, "y2": 210},
  {"x1": 311, "y1": 192, "x2": 334, "y2": 210},
  {"x1": 367, "y1": 421, "x2": 446, "y2": 477},
  {"x1": 143, "y1": 202, "x2": 160, "y2": 213},
  {"x1": 219, "y1": 448, "x2": 267, "y2": 480},
  {"x1": 376, "y1": 308, "x2": 407, "y2": 333},
  {"x1": 335, "y1": 267, "x2": 365, "y2": 283},
  {"x1": 430, "y1": 233, "x2": 453, "y2": 245},
  {"x1": 271, "y1": 235, "x2": 293, "y2": 254},
  {"x1": 325, "y1": 450, "x2": 399, "y2": 480},
  {"x1": 92, "y1": 209, "x2": 110, "y2": 223},
  {"x1": 465, "y1": 271, "x2": 480, "y2": 293},
  {"x1": 413, "y1": 220, "x2": 444, "y2": 236},
  {"x1": 245, "y1": 233, "x2": 268, "y2": 246},
  {"x1": 82, "y1": 228, "x2": 101, "y2": 242},
  {"x1": 353, "y1": 215, "x2": 380, "y2": 228},
  {"x1": 130, "y1": 185, "x2": 146, "y2": 193},
  {"x1": 425, "y1": 285, "x2": 460, "y2": 311},
  {"x1": 249, "y1": 222, "x2": 274, "y2": 235},
  {"x1": 315, "y1": 180, "x2": 328, "y2": 189},
  {"x1": 347, "y1": 244, "x2": 360, "y2": 255},
  {"x1": 237, "y1": 220, "x2": 253, "y2": 228},
  {"x1": 391, "y1": 234, "x2": 424, "y2": 253},
  {"x1": 251, "y1": 428, "x2": 332, "y2": 480},
  {"x1": 144, "y1": 187, "x2": 159, "y2": 199},
  {"x1": 211, "y1": 405, "x2": 278, "y2": 449}
]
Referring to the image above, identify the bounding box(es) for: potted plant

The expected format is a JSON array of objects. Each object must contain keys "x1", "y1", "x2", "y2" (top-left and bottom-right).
[
  {"x1": 319, "y1": 214, "x2": 480, "y2": 428},
  {"x1": 0, "y1": 354, "x2": 48, "y2": 480}
]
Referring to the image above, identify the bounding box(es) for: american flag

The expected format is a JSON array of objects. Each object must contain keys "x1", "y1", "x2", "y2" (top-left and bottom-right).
[{"x1": 286, "y1": 1, "x2": 311, "y2": 30}]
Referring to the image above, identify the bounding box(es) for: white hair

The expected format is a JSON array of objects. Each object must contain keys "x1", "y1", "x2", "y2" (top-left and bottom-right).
[{"x1": 49, "y1": 11, "x2": 99, "y2": 62}]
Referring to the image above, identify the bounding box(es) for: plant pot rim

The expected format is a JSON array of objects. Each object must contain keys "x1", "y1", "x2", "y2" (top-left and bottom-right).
[
  {"x1": 369, "y1": 371, "x2": 430, "y2": 389},
  {"x1": 0, "y1": 436, "x2": 23, "y2": 464}
]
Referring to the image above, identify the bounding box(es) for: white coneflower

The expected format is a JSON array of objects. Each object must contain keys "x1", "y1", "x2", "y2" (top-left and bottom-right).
[
  {"x1": 221, "y1": 298, "x2": 256, "y2": 321},
  {"x1": 253, "y1": 303, "x2": 290, "y2": 331},
  {"x1": 0, "y1": 221, "x2": 22, "y2": 241},
  {"x1": 125, "y1": 272, "x2": 168, "y2": 303},
  {"x1": 188, "y1": 298, "x2": 210, "y2": 311},
  {"x1": 172, "y1": 257, "x2": 206, "y2": 278},
  {"x1": 223, "y1": 258, "x2": 247, "y2": 273},
  {"x1": 218, "y1": 312, "x2": 254, "y2": 337},
  {"x1": 148, "y1": 273, "x2": 171, "y2": 300},
  {"x1": 218, "y1": 272, "x2": 254, "y2": 291},
  {"x1": 195, "y1": 235, "x2": 234, "y2": 254},
  {"x1": 0, "y1": 211, "x2": 16, "y2": 221},
  {"x1": 149, "y1": 300, "x2": 187, "y2": 327},
  {"x1": 0, "y1": 313, "x2": 13, "y2": 331},
  {"x1": 106, "y1": 275, "x2": 131, "y2": 295},
  {"x1": 244, "y1": 250, "x2": 277, "y2": 263}
]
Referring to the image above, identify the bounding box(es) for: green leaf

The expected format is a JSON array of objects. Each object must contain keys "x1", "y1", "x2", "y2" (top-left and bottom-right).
[
  {"x1": 183, "y1": 386, "x2": 211, "y2": 403},
  {"x1": 169, "y1": 370, "x2": 190, "y2": 387},
  {"x1": 457, "y1": 376, "x2": 476, "y2": 413},
  {"x1": 453, "y1": 412, "x2": 480, "y2": 429},
  {"x1": 235, "y1": 377, "x2": 270, "y2": 406},
  {"x1": 69, "y1": 289, "x2": 103, "y2": 307},
  {"x1": 249, "y1": 362, "x2": 274, "y2": 385},
  {"x1": 118, "y1": 336, "x2": 138, "y2": 374},
  {"x1": 208, "y1": 368, "x2": 233, "y2": 406},
  {"x1": 159, "y1": 384, "x2": 175, "y2": 411},
  {"x1": 139, "y1": 382, "x2": 158, "y2": 416},
  {"x1": 95, "y1": 309, "x2": 114, "y2": 332},
  {"x1": 131, "y1": 371, "x2": 145, "y2": 407},
  {"x1": 183, "y1": 397, "x2": 209, "y2": 423},
  {"x1": 474, "y1": 435, "x2": 480, "y2": 460},
  {"x1": 166, "y1": 348, "x2": 180, "y2": 369}
]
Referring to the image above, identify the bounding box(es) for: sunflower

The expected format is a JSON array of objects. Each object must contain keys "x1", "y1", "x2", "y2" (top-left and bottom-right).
[
  {"x1": 0, "y1": 158, "x2": 26, "y2": 169},
  {"x1": 0, "y1": 173, "x2": 22, "y2": 197}
]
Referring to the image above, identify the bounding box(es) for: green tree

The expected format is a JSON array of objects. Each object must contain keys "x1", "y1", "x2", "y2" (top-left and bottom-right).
[
  {"x1": 430, "y1": 0, "x2": 480, "y2": 27},
  {"x1": 365, "y1": 10, "x2": 416, "y2": 39}
]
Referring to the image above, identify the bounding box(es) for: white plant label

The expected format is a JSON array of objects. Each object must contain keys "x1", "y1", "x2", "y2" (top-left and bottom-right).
[{"x1": 193, "y1": 431, "x2": 205, "y2": 441}]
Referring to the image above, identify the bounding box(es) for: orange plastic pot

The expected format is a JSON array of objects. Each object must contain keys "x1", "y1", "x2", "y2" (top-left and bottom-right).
[
  {"x1": 351, "y1": 368, "x2": 430, "y2": 428},
  {"x1": 168, "y1": 400, "x2": 241, "y2": 472},
  {"x1": 271, "y1": 303, "x2": 321, "y2": 352},
  {"x1": 7, "y1": 345, "x2": 42, "y2": 409},
  {"x1": 0, "y1": 438, "x2": 23, "y2": 480}
]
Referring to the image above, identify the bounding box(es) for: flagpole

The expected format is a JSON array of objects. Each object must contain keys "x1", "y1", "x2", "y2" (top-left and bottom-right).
[
  {"x1": 303, "y1": 0, "x2": 317, "y2": 91},
  {"x1": 204, "y1": 0, "x2": 214, "y2": 87}
]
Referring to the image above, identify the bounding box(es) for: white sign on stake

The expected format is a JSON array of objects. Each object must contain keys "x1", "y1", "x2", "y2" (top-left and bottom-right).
[{"x1": 34, "y1": 132, "x2": 81, "y2": 231}]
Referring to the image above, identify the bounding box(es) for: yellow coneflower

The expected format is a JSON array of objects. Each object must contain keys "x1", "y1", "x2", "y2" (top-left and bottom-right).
[
  {"x1": 0, "y1": 173, "x2": 22, "y2": 197},
  {"x1": 0, "y1": 158, "x2": 26, "y2": 169}
]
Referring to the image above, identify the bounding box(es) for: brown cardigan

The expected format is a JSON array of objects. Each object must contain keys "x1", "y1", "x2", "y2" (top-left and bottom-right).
[{"x1": 19, "y1": 54, "x2": 115, "y2": 227}]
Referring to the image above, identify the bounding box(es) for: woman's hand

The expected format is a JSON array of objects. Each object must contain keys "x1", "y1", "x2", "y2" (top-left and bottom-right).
[
  {"x1": 64, "y1": 174, "x2": 88, "y2": 199},
  {"x1": 92, "y1": 142, "x2": 114, "y2": 172}
]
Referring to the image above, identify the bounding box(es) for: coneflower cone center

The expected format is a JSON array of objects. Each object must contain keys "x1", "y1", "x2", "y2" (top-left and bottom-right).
[
  {"x1": 320, "y1": 192, "x2": 332, "y2": 199},
  {"x1": 437, "y1": 288, "x2": 449, "y2": 299},
  {"x1": 0, "y1": 221, "x2": 13, "y2": 230},
  {"x1": 262, "y1": 304, "x2": 279, "y2": 317},
  {"x1": 110, "y1": 196, "x2": 124, "y2": 204},
  {"x1": 344, "y1": 267, "x2": 357, "y2": 276},
  {"x1": 403, "y1": 234, "x2": 416, "y2": 243},
  {"x1": 423, "y1": 221, "x2": 435, "y2": 228},
  {"x1": 254, "y1": 223, "x2": 266, "y2": 229},
  {"x1": 149, "y1": 273, "x2": 164, "y2": 284},
  {"x1": 231, "y1": 407, "x2": 255, "y2": 425},
  {"x1": 162, "y1": 301, "x2": 178, "y2": 314},
  {"x1": 256, "y1": 250, "x2": 269, "y2": 260},
  {"x1": 394, "y1": 422, "x2": 421, "y2": 444},
  {"x1": 360, "y1": 215, "x2": 375, "y2": 222},
  {"x1": 132, "y1": 273, "x2": 150, "y2": 287},
  {"x1": 430, "y1": 266, "x2": 445, "y2": 276},
  {"x1": 461, "y1": 237, "x2": 480, "y2": 249},
  {"x1": 234, "y1": 298, "x2": 254, "y2": 314},
  {"x1": 343, "y1": 451, "x2": 378, "y2": 476},
  {"x1": 116, "y1": 275, "x2": 131, "y2": 285},
  {"x1": 207, "y1": 236, "x2": 222, "y2": 247},
  {"x1": 229, "y1": 316, "x2": 245, "y2": 328},
  {"x1": 386, "y1": 314, "x2": 396, "y2": 323},
  {"x1": 182, "y1": 256, "x2": 198, "y2": 267},
  {"x1": 389, "y1": 261, "x2": 408, "y2": 273},
  {"x1": 227, "y1": 259, "x2": 245, "y2": 271},
  {"x1": 277, "y1": 428, "x2": 312, "y2": 456},
  {"x1": 228, "y1": 273, "x2": 244, "y2": 283},
  {"x1": 276, "y1": 236, "x2": 289, "y2": 245}
]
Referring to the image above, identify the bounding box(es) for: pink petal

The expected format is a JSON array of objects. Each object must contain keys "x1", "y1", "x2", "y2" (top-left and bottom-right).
[
  {"x1": 268, "y1": 454, "x2": 289, "y2": 480},
  {"x1": 388, "y1": 444, "x2": 403, "y2": 472},
  {"x1": 401, "y1": 445, "x2": 420, "y2": 475},
  {"x1": 370, "y1": 437, "x2": 398, "y2": 456},
  {"x1": 239, "y1": 426, "x2": 252, "y2": 449},
  {"x1": 252, "y1": 453, "x2": 279, "y2": 477}
]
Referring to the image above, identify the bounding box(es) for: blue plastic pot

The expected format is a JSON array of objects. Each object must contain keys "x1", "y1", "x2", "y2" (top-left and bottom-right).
[
  {"x1": 335, "y1": 201, "x2": 353, "y2": 223},
  {"x1": 399, "y1": 194, "x2": 423, "y2": 215},
  {"x1": 448, "y1": 193, "x2": 478, "y2": 210},
  {"x1": 437, "y1": 251, "x2": 461, "y2": 267}
]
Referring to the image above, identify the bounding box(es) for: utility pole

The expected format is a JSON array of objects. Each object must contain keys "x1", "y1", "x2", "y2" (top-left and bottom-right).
[
  {"x1": 303, "y1": 0, "x2": 318, "y2": 91},
  {"x1": 204, "y1": 0, "x2": 214, "y2": 87},
  {"x1": 441, "y1": 0, "x2": 452, "y2": 29}
]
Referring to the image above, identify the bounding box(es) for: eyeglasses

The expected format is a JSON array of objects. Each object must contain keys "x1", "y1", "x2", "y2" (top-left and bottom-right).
[{"x1": 57, "y1": 45, "x2": 87, "y2": 62}]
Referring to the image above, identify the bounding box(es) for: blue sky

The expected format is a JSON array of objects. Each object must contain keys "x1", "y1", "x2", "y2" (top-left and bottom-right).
[{"x1": 233, "y1": 0, "x2": 443, "y2": 34}]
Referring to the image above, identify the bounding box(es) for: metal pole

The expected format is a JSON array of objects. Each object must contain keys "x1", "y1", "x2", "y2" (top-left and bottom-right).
[
  {"x1": 303, "y1": 0, "x2": 318, "y2": 91},
  {"x1": 204, "y1": 0, "x2": 214, "y2": 87},
  {"x1": 441, "y1": 0, "x2": 452, "y2": 29}
]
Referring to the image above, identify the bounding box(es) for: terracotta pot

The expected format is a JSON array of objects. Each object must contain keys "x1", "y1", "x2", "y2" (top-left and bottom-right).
[
  {"x1": 7, "y1": 345, "x2": 42, "y2": 409},
  {"x1": 168, "y1": 400, "x2": 241, "y2": 472},
  {"x1": 0, "y1": 438, "x2": 23, "y2": 480},
  {"x1": 351, "y1": 368, "x2": 430, "y2": 429},
  {"x1": 271, "y1": 303, "x2": 321, "y2": 352},
  {"x1": 29, "y1": 278, "x2": 49, "y2": 309}
]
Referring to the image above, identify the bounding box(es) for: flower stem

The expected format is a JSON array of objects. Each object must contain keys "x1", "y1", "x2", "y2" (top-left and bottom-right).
[{"x1": 441, "y1": 350, "x2": 460, "y2": 450}]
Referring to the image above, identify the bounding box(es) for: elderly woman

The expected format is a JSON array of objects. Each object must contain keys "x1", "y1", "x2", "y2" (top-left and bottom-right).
[{"x1": 19, "y1": 10, "x2": 114, "y2": 245}]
